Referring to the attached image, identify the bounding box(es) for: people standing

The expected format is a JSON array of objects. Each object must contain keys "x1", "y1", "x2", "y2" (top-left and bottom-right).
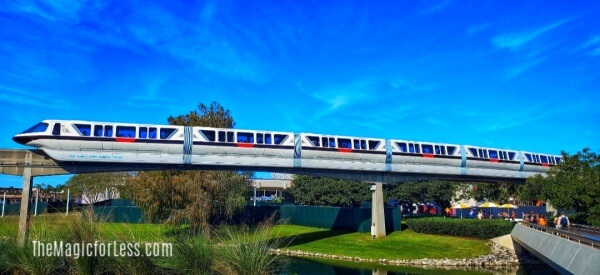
[
  {"x1": 538, "y1": 215, "x2": 547, "y2": 226},
  {"x1": 554, "y1": 213, "x2": 562, "y2": 229},
  {"x1": 560, "y1": 214, "x2": 570, "y2": 230}
]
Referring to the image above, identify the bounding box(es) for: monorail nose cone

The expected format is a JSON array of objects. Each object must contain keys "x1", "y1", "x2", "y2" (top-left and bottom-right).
[{"x1": 12, "y1": 135, "x2": 31, "y2": 145}]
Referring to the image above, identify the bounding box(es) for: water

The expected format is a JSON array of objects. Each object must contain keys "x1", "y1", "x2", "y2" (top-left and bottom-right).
[{"x1": 281, "y1": 256, "x2": 558, "y2": 275}]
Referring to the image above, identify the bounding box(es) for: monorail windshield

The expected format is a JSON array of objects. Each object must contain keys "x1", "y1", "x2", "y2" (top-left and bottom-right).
[{"x1": 20, "y1": 122, "x2": 48, "y2": 134}]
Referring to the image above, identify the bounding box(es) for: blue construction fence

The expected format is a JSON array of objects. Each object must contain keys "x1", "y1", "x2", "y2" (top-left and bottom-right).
[
  {"x1": 85, "y1": 200, "x2": 402, "y2": 233},
  {"x1": 1, "y1": 202, "x2": 48, "y2": 216}
]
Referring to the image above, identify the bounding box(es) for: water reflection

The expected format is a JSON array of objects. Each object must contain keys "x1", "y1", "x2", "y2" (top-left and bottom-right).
[{"x1": 281, "y1": 256, "x2": 558, "y2": 275}]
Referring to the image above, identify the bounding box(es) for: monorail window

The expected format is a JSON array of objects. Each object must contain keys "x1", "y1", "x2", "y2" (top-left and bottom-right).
[
  {"x1": 338, "y1": 138, "x2": 352, "y2": 149},
  {"x1": 397, "y1": 142, "x2": 408, "y2": 152},
  {"x1": 555, "y1": 157, "x2": 561, "y2": 163},
  {"x1": 274, "y1": 134, "x2": 287, "y2": 145},
  {"x1": 321, "y1": 137, "x2": 328, "y2": 148},
  {"x1": 447, "y1": 146, "x2": 456, "y2": 155},
  {"x1": 489, "y1": 150, "x2": 498, "y2": 159},
  {"x1": 525, "y1": 153, "x2": 533, "y2": 162},
  {"x1": 307, "y1": 136, "x2": 320, "y2": 146},
  {"x1": 160, "y1": 128, "x2": 176, "y2": 139},
  {"x1": 478, "y1": 149, "x2": 488, "y2": 158},
  {"x1": 148, "y1": 127, "x2": 156, "y2": 139},
  {"x1": 238, "y1": 132, "x2": 254, "y2": 143},
  {"x1": 540, "y1": 155, "x2": 548, "y2": 163},
  {"x1": 535, "y1": 154, "x2": 540, "y2": 163},
  {"x1": 139, "y1": 127, "x2": 148, "y2": 138},
  {"x1": 354, "y1": 139, "x2": 367, "y2": 150},
  {"x1": 74, "y1": 124, "x2": 92, "y2": 136},
  {"x1": 408, "y1": 143, "x2": 420, "y2": 153},
  {"x1": 52, "y1": 123, "x2": 60, "y2": 135},
  {"x1": 227, "y1": 132, "x2": 234, "y2": 142},
  {"x1": 117, "y1": 126, "x2": 136, "y2": 138},
  {"x1": 469, "y1": 148, "x2": 478, "y2": 157},
  {"x1": 94, "y1": 125, "x2": 103, "y2": 137},
  {"x1": 265, "y1": 134, "x2": 272, "y2": 144},
  {"x1": 21, "y1": 122, "x2": 48, "y2": 134},
  {"x1": 257, "y1": 133, "x2": 264, "y2": 144},
  {"x1": 218, "y1": 131, "x2": 225, "y2": 142},
  {"x1": 508, "y1": 152, "x2": 516, "y2": 160},
  {"x1": 200, "y1": 130, "x2": 216, "y2": 141},
  {"x1": 105, "y1": 126, "x2": 113, "y2": 137},
  {"x1": 368, "y1": 140, "x2": 380, "y2": 150},
  {"x1": 422, "y1": 144, "x2": 433, "y2": 154},
  {"x1": 549, "y1": 157, "x2": 555, "y2": 165}
]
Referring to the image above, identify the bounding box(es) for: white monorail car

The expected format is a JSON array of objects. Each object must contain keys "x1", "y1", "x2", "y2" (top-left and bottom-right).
[
  {"x1": 13, "y1": 119, "x2": 562, "y2": 180},
  {"x1": 390, "y1": 139, "x2": 463, "y2": 176}
]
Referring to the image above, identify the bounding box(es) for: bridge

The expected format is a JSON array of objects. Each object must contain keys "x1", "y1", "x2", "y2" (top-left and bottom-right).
[{"x1": 510, "y1": 222, "x2": 600, "y2": 274}]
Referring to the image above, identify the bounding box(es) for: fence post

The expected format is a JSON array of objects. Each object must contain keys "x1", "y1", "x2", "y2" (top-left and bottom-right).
[
  {"x1": 1, "y1": 192, "x2": 5, "y2": 217},
  {"x1": 34, "y1": 189, "x2": 39, "y2": 216},
  {"x1": 66, "y1": 189, "x2": 70, "y2": 216},
  {"x1": 253, "y1": 187, "x2": 257, "y2": 207}
]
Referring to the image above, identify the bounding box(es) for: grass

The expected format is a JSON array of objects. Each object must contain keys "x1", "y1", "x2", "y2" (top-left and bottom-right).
[
  {"x1": 1, "y1": 213, "x2": 491, "y2": 262},
  {"x1": 271, "y1": 224, "x2": 490, "y2": 260},
  {"x1": 0, "y1": 213, "x2": 170, "y2": 241}
]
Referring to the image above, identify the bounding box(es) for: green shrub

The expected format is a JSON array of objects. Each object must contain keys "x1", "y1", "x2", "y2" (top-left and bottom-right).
[
  {"x1": 165, "y1": 234, "x2": 216, "y2": 275},
  {"x1": 215, "y1": 224, "x2": 288, "y2": 275},
  {"x1": 0, "y1": 238, "x2": 68, "y2": 275},
  {"x1": 405, "y1": 217, "x2": 515, "y2": 239}
]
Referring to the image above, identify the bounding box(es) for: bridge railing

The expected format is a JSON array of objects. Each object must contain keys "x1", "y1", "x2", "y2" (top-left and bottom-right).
[
  {"x1": 520, "y1": 222, "x2": 600, "y2": 249},
  {"x1": 571, "y1": 223, "x2": 600, "y2": 234}
]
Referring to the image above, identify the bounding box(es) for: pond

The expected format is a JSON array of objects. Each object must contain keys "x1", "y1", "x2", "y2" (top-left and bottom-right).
[{"x1": 280, "y1": 256, "x2": 558, "y2": 275}]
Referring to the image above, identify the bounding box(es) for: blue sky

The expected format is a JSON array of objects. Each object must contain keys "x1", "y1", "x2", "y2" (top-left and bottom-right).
[{"x1": 1, "y1": 1, "x2": 599, "y2": 188}]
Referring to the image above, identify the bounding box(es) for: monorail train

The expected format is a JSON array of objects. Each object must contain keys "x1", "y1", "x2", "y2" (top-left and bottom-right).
[{"x1": 12, "y1": 119, "x2": 561, "y2": 180}]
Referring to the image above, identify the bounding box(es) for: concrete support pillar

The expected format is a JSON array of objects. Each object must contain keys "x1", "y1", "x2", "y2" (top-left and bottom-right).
[
  {"x1": 18, "y1": 151, "x2": 33, "y2": 246},
  {"x1": 371, "y1": 183, "x2": 386, "y2": 238}
]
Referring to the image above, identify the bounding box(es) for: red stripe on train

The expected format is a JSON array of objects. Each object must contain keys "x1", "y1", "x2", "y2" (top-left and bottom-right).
[
  {"x1": 115, "y1": 137, "x2": 136, "y2": 143},
  {"x1": 490, "y1": 159, "x2": 500, "y2": 163},
  {"x1": 237, "y1": 143, "x2": 254, "y2": 148},
  {"x1": 338, "y1": 148, "x2": 353, "y2": 153},
  {"x1": 542, "y1": 163, "x2": 550, "y2": 167},
  {"x1": 422, "y1": 153, "x2": 434, "y2": 158}
]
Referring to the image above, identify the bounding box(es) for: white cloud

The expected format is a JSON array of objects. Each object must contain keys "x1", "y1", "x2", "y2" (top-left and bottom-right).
[
  {"x1": 467, "y1": 23, "x2": 491, "y2": 35},
  {"x1": 580, "y1": 35, "x2": 600, "y2": 56},
  {"x1": 421, "y1": 0, "x2": 452, "y2": 15},
  {"x1": 0, "y1": 86, "x2": 67, "y2": 109},
  {"x1": 505, "y1": 58, "x2": 545, "y2": 79},
  {"x1": 491, "y1": 17, "x2": 573, "y2": 50}
]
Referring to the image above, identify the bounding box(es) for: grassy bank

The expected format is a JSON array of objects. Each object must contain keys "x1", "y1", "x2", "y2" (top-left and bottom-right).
[
  {"x1": 1, "y1": 213, "x2": 490, "y2": 261},
  {"x1": 0, "y1": 213, "x2": 168, "y2": 241},
  {"x1": 271, "y1": 224, "x2": 490, "y2": 260}
]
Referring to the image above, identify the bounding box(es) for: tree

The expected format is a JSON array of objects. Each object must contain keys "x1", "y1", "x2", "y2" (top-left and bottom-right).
[
  {"x1": 65, "y1": 172, "x2": 132, "y2": 204},
  {"x1": 386, "y1": 180, "x2": 458, "y2": 210},
  {"x1": 289, "y1": 175, "x2": 371, "y2": 207},
  {"x1": 524, "y1": 148, "x2": 600, "y2": 225},
  {"x1": 469, "y1": 182, "x2": 516, "y2": 203},
  {"x1": 128, "y1": 102, "x2": 251, "y2": 236}
]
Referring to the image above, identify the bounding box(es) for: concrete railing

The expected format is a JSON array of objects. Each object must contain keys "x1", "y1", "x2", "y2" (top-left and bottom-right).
[
  {"x1": 520, "y1": 222, "x2": 600, "y2": 248},
  {"x1": 512, "y1": 223, "x2": 600, "y2": 274}
]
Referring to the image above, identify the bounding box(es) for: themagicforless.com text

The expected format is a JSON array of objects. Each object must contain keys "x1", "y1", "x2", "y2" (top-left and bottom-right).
[{"x1": 32, "y1": 241, "x2": 173, "y2": 259}]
